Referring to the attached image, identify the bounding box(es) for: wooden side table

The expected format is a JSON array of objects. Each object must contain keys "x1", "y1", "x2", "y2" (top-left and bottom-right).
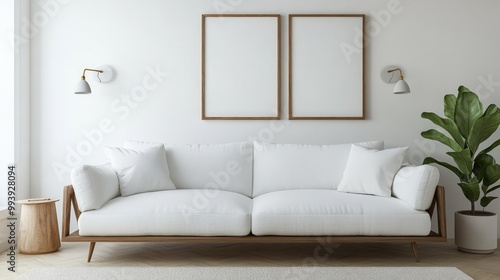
[{"x1": 17, "y1": 199, "x2": 61, "y2": 254}]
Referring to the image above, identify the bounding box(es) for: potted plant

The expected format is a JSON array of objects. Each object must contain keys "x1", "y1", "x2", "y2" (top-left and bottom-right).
[{"x1": 421, "y1": 86, "x2": 500, "y2": 253}]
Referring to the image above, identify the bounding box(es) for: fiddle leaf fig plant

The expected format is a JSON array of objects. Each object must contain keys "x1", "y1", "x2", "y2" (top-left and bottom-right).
[{"x1": 421, "y1": 86, "x2": 500, "y2": 214}]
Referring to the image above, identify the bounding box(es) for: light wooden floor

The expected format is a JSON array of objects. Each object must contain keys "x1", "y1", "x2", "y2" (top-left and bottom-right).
[{"x1": 1, "y1": 240, "x2": 499, "y2": 280}]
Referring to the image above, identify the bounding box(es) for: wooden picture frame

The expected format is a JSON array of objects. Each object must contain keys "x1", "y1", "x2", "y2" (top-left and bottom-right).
[
  {"x1": 288, "y1": 14, "x2": 365, "y2": 120},
  {"x1": 202, "y1": 14, "x2": 281, "y2": 120}
]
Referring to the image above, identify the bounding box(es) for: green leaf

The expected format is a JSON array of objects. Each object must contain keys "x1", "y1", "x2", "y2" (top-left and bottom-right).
[
  {"x1": 458, "y1": 178, "x2": 480, "y2": 203},
  {"x1": 421, "y1": 129, "x2": 462, "y2": 152},
  {"x1": 458, "y1": 85, "x2": 472, "y2": 94},
  {"x1": 486, "y1": 185, "x2": 500, "y2": 195},
  {"x1": 473, "y1": 154, "x2": 495, "y2": 182},
  {"x1": 468, "y1": 105, "x2": 500, "y2": 155},
  {"x1": 477, "y1": 139, "x2": 500, "y2": 157},
  {"x1": 484, "y1": 164, "x2": 500, "y2": 186},
  {"x1": 421, "y1": 112, "x2": 464, "y2": 148},
  {"x1": 444, "y1": 94, "x2": 457, "y2": 120},
  {"x1": 480, "y1": 196, "x2": 497, "y2": 208},
  {"x1": 481, "y1": 183, "x2": 488, "y2": 194},
  {"x1": 423, "y1": 157, "x2": 465, "y2": 179},
  {"x1": 483, "y1": 103, "x2": 499, "y2": 116},
  {"x1": 447, "y1": 149, "x2": 473, "y2": 175},
  {"x1": 455, "y1": 90, "x2": 483, "y2": 139}
]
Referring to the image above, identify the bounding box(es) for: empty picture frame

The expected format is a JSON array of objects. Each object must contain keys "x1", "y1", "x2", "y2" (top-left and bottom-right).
[
  {"x1": 289, "y1": 14, "x2": 365, "y2": 120},
  {"x1": 202, "y1": 14, "x2": 281, "y2": 120}
]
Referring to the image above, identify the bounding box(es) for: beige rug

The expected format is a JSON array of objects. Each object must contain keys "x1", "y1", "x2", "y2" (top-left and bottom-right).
[{"x1": 17, "y1": 266, "x2": 472, "y2": 280}]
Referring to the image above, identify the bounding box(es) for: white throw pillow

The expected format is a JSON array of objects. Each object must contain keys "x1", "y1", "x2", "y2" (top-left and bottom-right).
[
  {"x1": 104, "y1": 145, "x2": 176, "y2": 196},
  {"x1": 338, "y1": 145, "x2": 408, "y2": 197},
  {"x1": 71, "y1": 163, "x2": 120, "y2": 212}
]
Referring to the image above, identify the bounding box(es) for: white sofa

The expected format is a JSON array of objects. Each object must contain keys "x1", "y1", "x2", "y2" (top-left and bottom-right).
[{"x1": 63, "y1": 141, "x2": 446, "y2": 262}]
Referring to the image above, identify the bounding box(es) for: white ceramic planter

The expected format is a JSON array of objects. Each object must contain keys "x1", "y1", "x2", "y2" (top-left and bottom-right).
[{"x1": 455, "y1": 211, "x2": 498, "y2": 254}]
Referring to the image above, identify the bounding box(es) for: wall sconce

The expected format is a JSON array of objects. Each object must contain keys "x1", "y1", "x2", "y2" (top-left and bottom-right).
[
  {"x1": 74, "y1": 65, "x2": 114, "y2": 94},
  {"x1": 381, "y1": 65, "x2": 411, "y2": 94}
]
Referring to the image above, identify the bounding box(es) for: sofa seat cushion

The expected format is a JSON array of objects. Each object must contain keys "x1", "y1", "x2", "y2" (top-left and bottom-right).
[
  {"x1": 78, "y1": 189, "x2": 252, "y2": 236},
  {"x1": 252, "y1": 190, "x2": 431, "y2": 236}
]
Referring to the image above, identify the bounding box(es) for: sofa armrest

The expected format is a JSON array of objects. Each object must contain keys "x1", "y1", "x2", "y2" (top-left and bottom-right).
[
  {"x1": 392, "y1": 165, "x2": 440, "y2": 210},
  {"x1": 71, "y1": 163, "x2": 120, "y2": 212},
  {"x1": 62, "y1": 185, "x2": 81, "y2": 238}
]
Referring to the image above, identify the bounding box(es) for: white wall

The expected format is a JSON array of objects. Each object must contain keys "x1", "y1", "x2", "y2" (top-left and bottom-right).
[
  {"x1": 29, "y1": 0, "x2": 500, "y2": 237},
  {"x1": 0, "y1": 0, "x2": 15, "y2": 206},
  {"x1": 15, "y1": 0, "x2": 32, "y2": 203},
  {"x1": 0, "y1": 10, "x2": 12, "y2": 261}
]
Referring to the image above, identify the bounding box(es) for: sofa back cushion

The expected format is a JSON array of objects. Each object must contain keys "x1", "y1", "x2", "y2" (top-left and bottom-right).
[
  {"x1": 252, "y1": 141, "x2": 384, "y2": 197},
  {"x1": 124, "y1": 141, "x2": 253, "y2": 197},
  {"x1": 392, "y1": 165, "x2": 440, "y2": 210}
]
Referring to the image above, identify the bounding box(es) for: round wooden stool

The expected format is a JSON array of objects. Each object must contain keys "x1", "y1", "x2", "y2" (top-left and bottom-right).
[{"x1": 17, "y1": 199, "x2": 61, "y2": 254}]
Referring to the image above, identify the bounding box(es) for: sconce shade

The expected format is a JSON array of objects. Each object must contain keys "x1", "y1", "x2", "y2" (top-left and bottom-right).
[
  {"x1": 75, "y1": 79, "x2": 92, "y2": 94},
  {"x1": 382, "y1": 66, "x2": 411, "y2": 94},
  {"x1": 393, "y1": 79, "x2": 411, "y2": 94},
  {"x1": 74, "y1": 65, "x2": 114, "y2": 94}
]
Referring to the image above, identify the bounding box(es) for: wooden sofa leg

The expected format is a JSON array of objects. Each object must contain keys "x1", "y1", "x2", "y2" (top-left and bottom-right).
[
  {"x1": 87, "y1": 242, "x2": 96, "y2": 262},
  {"x1": 411, "y1": 242, "x2": 420, "y2": 262}
]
